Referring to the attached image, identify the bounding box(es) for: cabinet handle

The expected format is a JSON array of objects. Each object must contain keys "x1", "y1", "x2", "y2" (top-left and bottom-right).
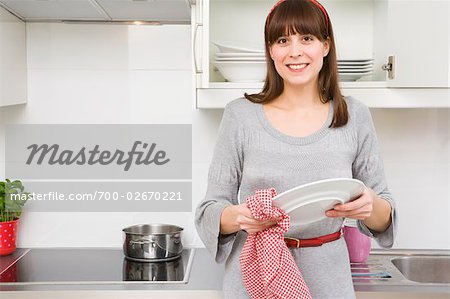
[
  {"x1": 382, "y1": 55, "x2": 395, "y2": 80},
  {"x1": 193, "y1": 23, "x2": 203, "y2": 74}
]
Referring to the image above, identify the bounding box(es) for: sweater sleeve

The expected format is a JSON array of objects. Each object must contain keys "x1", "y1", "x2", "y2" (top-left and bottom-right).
[
  {"x1": 351, "y1": 103, "x2": 397, "y2": 248},
  {"x1": 195, "y1": 103, "x2": 244, "y2": 263}
]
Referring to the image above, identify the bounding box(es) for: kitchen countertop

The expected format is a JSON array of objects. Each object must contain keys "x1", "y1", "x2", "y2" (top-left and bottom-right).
[
  {"x1": 0, "y1": 248, "x2": 449, "y2": 294},
  {"x1": 0, "y1": 248, "x2": 224, "y2": 291}
]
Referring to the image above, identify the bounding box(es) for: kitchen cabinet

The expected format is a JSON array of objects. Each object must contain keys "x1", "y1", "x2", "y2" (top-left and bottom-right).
[
  {"x1": 192, "y1": 0, "x2": 450, "y2": 108},
  {"x1": 0, "y1": 6, "x2": 27, "y2": 107},
  {"x1": 0, "y1": 0, "x2": 193, "y2": 23}
]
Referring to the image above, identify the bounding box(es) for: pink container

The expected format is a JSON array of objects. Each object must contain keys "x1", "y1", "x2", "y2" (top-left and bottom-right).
[{"x1": 343, "y1": 221, "x2": 371, "y2": 263}]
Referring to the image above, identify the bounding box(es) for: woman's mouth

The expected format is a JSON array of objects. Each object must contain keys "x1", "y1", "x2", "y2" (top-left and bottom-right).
[{"x1": 286, "y1": 63, "x2": 309, "y2": 71}]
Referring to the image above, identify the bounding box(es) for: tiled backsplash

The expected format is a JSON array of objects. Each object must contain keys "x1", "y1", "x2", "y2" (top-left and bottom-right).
[{"x1": 0, "y1": 23, "x2": 448, "y2": 250}]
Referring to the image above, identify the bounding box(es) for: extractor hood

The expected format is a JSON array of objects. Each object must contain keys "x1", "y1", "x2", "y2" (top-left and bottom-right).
[{"x1": 0, "y1": 0, "x2": 193, "y2": 24}]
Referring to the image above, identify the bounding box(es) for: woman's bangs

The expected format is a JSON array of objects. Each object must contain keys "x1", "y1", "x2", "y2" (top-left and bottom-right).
[{"x1": 268, "y1": 1, "x2": 325, "y2": 43}]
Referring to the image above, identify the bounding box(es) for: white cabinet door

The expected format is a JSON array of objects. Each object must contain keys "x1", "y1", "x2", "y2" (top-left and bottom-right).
[
  {"x1": 386, "y1": 0, "x2": 449, "y2": 87},
  {"x1": 194, "y1": 0, "x2": 273, "y2": 90},
  {"x1": 0, "y1": 6, "x2": 27, "y2": 107},
  {"x1": 200, "y1": 0, "x2": 209, "y2": 88},
  {"x1": 191, "y1": 0, "x2": 209, "y2": 89}
]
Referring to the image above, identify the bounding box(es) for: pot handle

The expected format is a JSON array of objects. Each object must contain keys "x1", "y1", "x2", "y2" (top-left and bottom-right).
[{"x1": 130, "y1": 239, "x2": 155, "y2": 246}]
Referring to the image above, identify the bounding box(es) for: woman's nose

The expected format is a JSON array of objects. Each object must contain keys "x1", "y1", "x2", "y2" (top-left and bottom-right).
[{"x1": 289, "y1": 41, "x2": 303, "y2": 57}]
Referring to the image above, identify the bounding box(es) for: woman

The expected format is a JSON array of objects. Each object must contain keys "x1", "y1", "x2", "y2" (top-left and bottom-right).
[{"x1": 195, "y1": 0, "x2": 397, "y2": 298}]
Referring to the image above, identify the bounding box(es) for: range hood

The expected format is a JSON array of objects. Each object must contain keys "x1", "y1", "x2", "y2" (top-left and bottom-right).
[{"x1": 0, "y1": 0, "x2": 193, "y2": 24}]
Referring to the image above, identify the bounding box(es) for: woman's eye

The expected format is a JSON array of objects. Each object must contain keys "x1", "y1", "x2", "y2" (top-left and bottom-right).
[
  {"x1": 277, "y1": 37, "x2": 288, "y2": 44},
  {"x1": 303, "y1": 35, "x2": 314, "y2": 42}
]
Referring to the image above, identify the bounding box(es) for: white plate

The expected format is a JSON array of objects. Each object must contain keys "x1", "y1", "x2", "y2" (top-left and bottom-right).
[
  {"x1": 339, "y1": 70, "x2": 373, "y2": 74},
  {"x1": 215, "y1": 57, "x2": 266, "y2": 62},
  {"x1": 338, "y1": 69, "x2": 373, "y2": 73},
  {"x1": 216, "y1": 52, "x2": 265, "y2": 58},
  {"x1": 338, "y1": 59, "x2": 374, "y2": 62},
  {"x1": 272, "y1": 178, "x2": 365, "y2": 226},
  {"x1": 338, "y1": 61, "x2": 374, "y2": 64},
  {"x1": 338, "y1": 63, "x2": 373, "y2": 67},
  {"x1": 338, "y1": 65, "x2": 373, "y2": 71},
  {"x1": 213, "y1": 41, "x2": 264, "y2": 53}
]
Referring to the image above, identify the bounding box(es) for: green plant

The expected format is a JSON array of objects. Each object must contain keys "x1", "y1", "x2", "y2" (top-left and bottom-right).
[{"x1": 0, "y1": 179, "x2": 30, "y2": 222}]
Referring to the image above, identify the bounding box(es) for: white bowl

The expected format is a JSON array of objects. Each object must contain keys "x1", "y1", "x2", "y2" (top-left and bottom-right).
[
  {"x1": 213, "y1": 41, "x2": 264, "y2": 53},
  {"x1": 339, "y1": 72, "x2": 373, "y2": 81},
  {"x1": 213, "y1": 61, "x2": 266, "y2": 82}
]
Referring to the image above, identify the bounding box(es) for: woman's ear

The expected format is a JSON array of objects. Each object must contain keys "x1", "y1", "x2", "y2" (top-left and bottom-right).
[{"x1": 323, "y1": 38, "x2": 330, "y2": 57}]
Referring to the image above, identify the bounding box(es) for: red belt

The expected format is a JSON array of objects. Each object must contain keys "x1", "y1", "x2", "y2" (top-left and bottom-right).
[{"x1": 284, "y1": 230, "x2": 342, "y2": 248}]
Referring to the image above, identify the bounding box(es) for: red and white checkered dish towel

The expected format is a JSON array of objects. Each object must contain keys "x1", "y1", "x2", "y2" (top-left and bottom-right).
[{"x1": 239, "y1": 188, "x2": 312, "y2": 299}]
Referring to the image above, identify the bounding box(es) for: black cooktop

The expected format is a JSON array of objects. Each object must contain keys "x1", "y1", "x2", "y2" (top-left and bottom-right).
[{"x1": 0, "y1": 248, "x2": 194, "y2": 284}]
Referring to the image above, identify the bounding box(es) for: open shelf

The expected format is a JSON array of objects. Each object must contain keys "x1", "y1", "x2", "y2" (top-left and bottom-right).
[{"x1": 197, "y1": 87, "x2": 450, "y2": 109}]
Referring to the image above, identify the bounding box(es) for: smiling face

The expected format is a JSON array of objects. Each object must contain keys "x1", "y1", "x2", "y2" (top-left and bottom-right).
[
  {"x1": 263, "y1": 0, "x2": 337, "y2": 97},
  {"x1": 269, "y1": 33, "x2": 329, "y2": 89}
]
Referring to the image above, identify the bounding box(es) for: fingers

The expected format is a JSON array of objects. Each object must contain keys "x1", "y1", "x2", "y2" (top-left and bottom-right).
[
  {"x1": 327, "y1": 203, "x2": 372, "y2": 216},
  {"x1": 238, "y1": 216, "x2": 278, "y2": 229},
  {"x1": 235, "y1": 203, "x2": 284, "y2": 233},
  {"x1": 237, "y1": 214, "x2": 281, "y2": 234},
  {"x1": 326, "y1": 204, "x2": 372, "y2": 218},
  {"x1": 328, "y1": 211, "x2": 371, "y2": 219},
  {"x1": 335, "y1": 192, "x2": 371, "y2": 212},
  {"x1": 236, "y1": 203, "x2": 257, "y2": 218},
  {"x1": 326, "y1": 191, "x2": 373, "y2": 219}
]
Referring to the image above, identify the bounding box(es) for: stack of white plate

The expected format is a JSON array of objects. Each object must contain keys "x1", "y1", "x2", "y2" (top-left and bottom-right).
[
  {"x1": 212, "y1": 41, "x2": 266, "y2": 83},
  {"x1": 338, "y1": 59, "x2": 374, "y2": 81}
]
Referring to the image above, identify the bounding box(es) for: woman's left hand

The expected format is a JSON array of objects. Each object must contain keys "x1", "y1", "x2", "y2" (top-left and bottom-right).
[{"x1": 326, "y1": 187, "x2": 376, "y2": 220}]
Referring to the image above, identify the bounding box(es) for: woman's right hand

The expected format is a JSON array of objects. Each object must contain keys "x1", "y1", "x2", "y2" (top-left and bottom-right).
[{"x1": 220, "y1": 203, "x2": 280, "y2": 235}]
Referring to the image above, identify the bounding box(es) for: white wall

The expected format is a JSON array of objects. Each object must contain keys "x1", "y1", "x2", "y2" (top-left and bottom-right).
[
  {"x1": 0, "y1": 23, "x2": 201, "y2": 247},
  {"x1": 0, "y1": 23, "x2": 449, "y2": 250},
  {"x1": 370, "y1": 108, "x2": 449, "y2": 249}
]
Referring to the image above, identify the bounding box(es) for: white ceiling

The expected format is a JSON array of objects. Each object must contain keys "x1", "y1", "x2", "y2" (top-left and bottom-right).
[{"x1": 0, "y1": 0, "x2": 192, "y2": 24}]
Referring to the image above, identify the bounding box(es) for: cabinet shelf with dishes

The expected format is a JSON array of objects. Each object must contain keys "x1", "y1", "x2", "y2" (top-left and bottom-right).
[{"x1": 192, "y1": 0, "x2": 450, "y2": 108}]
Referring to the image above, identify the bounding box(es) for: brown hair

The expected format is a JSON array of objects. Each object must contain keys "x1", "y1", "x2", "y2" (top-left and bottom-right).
[{"x1": 244, "y1": 0, "x2": 348, "y2": 127}]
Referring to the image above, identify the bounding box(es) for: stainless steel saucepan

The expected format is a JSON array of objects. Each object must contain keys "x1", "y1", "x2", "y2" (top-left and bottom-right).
[
  {"x1": 123, "y1": 224, "x2": 183, "y2": 261},
  {"x1": 123, "y1": 257, "x2": 184, "y2": 281}
]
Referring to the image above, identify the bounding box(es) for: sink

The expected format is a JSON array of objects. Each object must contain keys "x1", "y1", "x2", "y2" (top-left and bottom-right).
[{"x1": 391, "y1": 256, "x2": 450, "y2": 284}]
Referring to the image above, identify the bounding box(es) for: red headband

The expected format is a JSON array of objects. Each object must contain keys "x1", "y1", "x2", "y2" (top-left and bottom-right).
[{"x1": 267, "y1": 0, "x2": 329, "y2": 36}]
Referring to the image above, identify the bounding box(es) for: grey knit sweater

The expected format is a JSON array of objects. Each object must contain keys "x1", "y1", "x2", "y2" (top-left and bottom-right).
[{"x1": 195, "y1": 96, "x2": 397, "y2": 299}]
